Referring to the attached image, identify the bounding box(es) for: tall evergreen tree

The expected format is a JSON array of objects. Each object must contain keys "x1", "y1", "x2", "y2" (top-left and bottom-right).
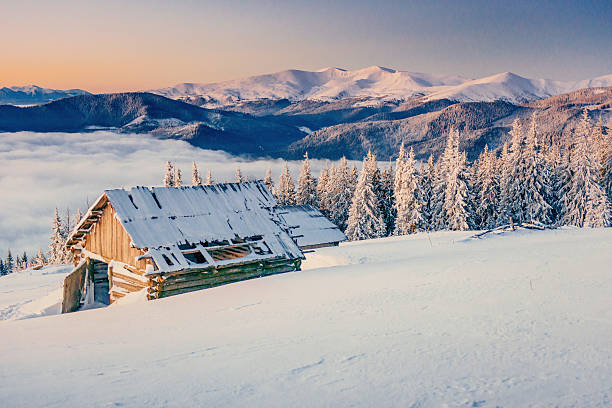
[
  {"x1": 174, "y1": 167, "x2": 183, "y2": 187},
  {"x1": 521, "y1": 114, "x2": 554, "y2": 225},
  {"x1": 48, "y1": 208, "x2": 66, "y2": 264},
  {"x1": 432, "y1": 128, "x2": 462, "y2": 230},
  {"x1": 6, "y1": 249, "x2": 14, "y2": 274},
  {"x1": 394, "y1": 145, "x2": 423, "y2": 235},
  {"x1": 443, "y1": 147, "x2": 473, "y2": 231},
  {"x1": 163, "y1": 161, "x2": 175, "y2": 187},
  {"x1": 418, "y1": 154, "x2": 435, "y2": 229},
  {"x1": 205, "y1": 170, "x2": 214, "y2": 185},
  {"x1": 0, "y1": 259, "x2": 5, "y2": 276},
  {"x1": 264, "y1": 168, "x2": 274, "y2": 192},
  {"x1": 559, "y1": 110, "x2": 611, "y2": 227},
  {"x1": 346, "y1": 151, "x2": 386, "y2": 240},
  {"x1": 296, "y1": 153, "x2": 318, "y2": 206},
  {"x1": 192, "y1": 161, "x2": 202, "y2": 186},
  {"x1": 275, "y1": 163, "x2": 296, "y2": 205},
  {"x1": 474, "y1": 146, "x2": 500, "y2": 229},
  {"x1": 327, "y1": 157, "x2": 356, "y2": 230},
  {"x1": 499, "y1": 119, "x2": 525, "y2": 225},
  {"x1": 379, "y1": 163, "x2": 396, "y2": 235},
  {"x1": 316, "y1": 162, "x2": 331, "y2": 210}
]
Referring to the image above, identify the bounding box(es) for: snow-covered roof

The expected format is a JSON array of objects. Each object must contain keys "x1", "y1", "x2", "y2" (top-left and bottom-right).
[
  {"x1": 276, "y1": 205, "x2": 347, "y2": 249},
  {"x1": 68, "y1": 181, "x2": 304, "y2": 274}
]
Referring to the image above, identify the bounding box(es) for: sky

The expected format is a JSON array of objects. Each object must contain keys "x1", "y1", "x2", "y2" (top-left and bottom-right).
[{"x1": 1, "y1": 0, "x2": 611, "y2": 93}]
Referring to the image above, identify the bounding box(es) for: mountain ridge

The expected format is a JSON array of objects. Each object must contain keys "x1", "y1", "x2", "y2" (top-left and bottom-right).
[{"x1": 153, "y1": 66, "x2": 612, "y2": 106}]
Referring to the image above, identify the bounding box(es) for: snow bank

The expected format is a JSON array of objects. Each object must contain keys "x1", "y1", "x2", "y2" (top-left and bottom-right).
[
  {"x1": 0, "y1": 264, "x2": 72, "y2": 321},
  {"x1": 0, "y1": 229, "x2": 611, "y2": 407}
]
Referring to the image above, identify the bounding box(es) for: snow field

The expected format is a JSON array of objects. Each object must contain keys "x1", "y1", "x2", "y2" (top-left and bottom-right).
[{"x1": 0, "y1": 228, "x2": 611, "y2": 407}]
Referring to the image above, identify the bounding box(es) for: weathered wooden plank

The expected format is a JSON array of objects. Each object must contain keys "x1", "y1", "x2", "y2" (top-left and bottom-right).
[{"x1": 61, "y1": 260, "x2": 88, "y2": 313}]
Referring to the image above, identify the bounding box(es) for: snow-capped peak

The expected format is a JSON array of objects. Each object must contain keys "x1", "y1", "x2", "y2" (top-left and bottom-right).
[{"x1": 152, "y1": 67, "x2": 612, "y2": 105}]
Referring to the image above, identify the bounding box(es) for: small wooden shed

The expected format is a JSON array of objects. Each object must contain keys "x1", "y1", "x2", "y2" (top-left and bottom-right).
[{"x1": 62, "y1": 181, "x2": 307, "y2": 312}]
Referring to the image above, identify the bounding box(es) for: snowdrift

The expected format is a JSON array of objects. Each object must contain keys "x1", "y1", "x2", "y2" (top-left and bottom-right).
[{"x1": 0, "y1": 228, "x2": 611, "y2": 407}]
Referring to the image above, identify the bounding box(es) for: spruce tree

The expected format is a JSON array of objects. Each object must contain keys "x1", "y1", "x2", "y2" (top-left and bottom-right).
[
  {"x1": 474, "y1": 146, "x2": 500, "y2": 229},
  {"x1": 316, "y1": 162, "x2": 331, "y2": 210},
  {"x1": 418, "y1": 154, "x2": 435, "y2": 229},
  {"x1": 6, "y1": 250, "x2": 14, "y2": 274},
  {"x1": 264, "y1": 168, "x2": 274, "y2": 193},
  {"x1": 174, "y1": 167, "x2": 183, "y2": 187},
  {"x1": 0, "y1": 259, "x2": 5, "y2": 276},
  {"x1": 163, "y1": 161, "x2": 175, "y2": 187},
  {"x1": 521, "y1": 114, "x2": 553, "y2": 225},
  {"x1": 394, "y1": 145, "x2": 423, "y2": 235},
  {"x1": 275, "y1": 163, "x2": 296, "y2": 205},
  {"x1": 443, "y1": 148, "x2": 473, "y2": 231},
  {"x1": 432, "y1": 128, "x2": 460, "y2": 230},
  {"x1": 48, "y1": 208, "x2": 66, "y2": 264},
  {"x1": 379, "y1": 163, "x2": 396, "y2": 235},
  {"x1": 327, "y1": 157, "x2": 356, "y2": 230},
  {"x1": 205, "y1": 170, "x2": 214, "y2": 185},
  {"x1": 296, "y1": 153, "x2": 318, "y2": 206},
  {"x1": 35, "y1": 248, "x2": 46, "y2": 267},
  {"x1": 345, "y1": 151, "x2": 386, "y2": 240},
  {"x1": 559, "y1": 110, "x2": 611, "y2": 227},
  {"x1": 235, "y1": 167, "x2": 243, "y2": 183},
  {"x1": 192, "y1": 161, "x2": 202, "y2": 186}
]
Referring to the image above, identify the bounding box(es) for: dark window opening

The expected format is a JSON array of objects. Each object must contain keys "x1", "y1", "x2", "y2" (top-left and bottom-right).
[{"x1": 183, "y1": 251, "x2": 207, "y2": 264}]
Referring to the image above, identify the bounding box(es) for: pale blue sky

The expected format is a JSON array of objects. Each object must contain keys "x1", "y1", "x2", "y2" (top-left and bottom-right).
[{"x1": 1, "y1": 0, "x2": 610, "y2": 91}]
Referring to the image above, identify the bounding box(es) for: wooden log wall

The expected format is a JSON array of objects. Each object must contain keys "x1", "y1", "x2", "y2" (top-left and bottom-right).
[
  {"x1": 83, "y1": 203, "x2": 149, "y2": 272},
  {"x1": 147, "y1": 258, "x2": 300, "y2": 300}
]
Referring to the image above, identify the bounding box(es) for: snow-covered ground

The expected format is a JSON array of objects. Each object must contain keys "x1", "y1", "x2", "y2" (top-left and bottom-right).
[
  {"x1": 1, "y1": 228, "x2": 611, "y2": 407},
  {"x1": 0, "y1": 264, "x2": 72, "y2": 321}
]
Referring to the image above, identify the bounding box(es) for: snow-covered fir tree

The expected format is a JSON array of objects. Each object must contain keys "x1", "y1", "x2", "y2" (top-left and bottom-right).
[
  {"x1": 174, "y1": 167, "x2": 183, "y2": 187},
  {"x1": 474, "y1": 145, "x2": 500, "y2": 229},
  {"x1": 345, "y1": 151, "x2": 386, "y2": 240},
  {"x1": 498, "y1": 119, "x2": 525, "y2": 225},
  {"x1": 205, "y1": 170, "x2": 213, "y2": 185},
  {"x1": 316, "y1": 162, "x2": 331, "y2": 210},
  {"x1": 559, "y1": 110, "x2": 611, "y2": 227},
  {"x1": 394, "y1": 144, "x2": 423, "y2": 235},
  {"x1": 432, "y1": 128, "x2": 462, "y2": 230},
  {"x1": 440, "y1": 129, "x2": 473, "y2": 231},
  {"x1": 296, "y1": 153, "x2": 318, "y2": 206},
  {"x1": 264, "y1": 168, "x2": 274, "y2": 192},
  {"x1": 379, "y1": 163, "x2": 396, "y2": 235},
  {"x1": 5, "y1": 250, "x2": 14, "y2": 274},
  {"x1": 418, "y1": 154, "x2": 435, "y2": 228},
  {"x1": 275, "y1": 163, "x2": 296, "y2": 205},
  {"x1": 192, "y1": 161, "x2": 202, "y2": 186},
  {"x1": 47, "y1": 208, "x2": 69, "y2": 264},
  {"x1": 235, "y1": 167, "x2": 243, "y2": 183},
  {"x1": 34, "y1": 248, "x2": 46, "y2": 267},
  {"x1": 163, "y1": 161, "x2": 175, "y2": 187},
  {"x1": 0, "y1": 259, "x2": 5, "y2": 276},
  {"x1": 521, "y1": 114, "x2": 554, "y2": 225},
  {"x1": 326, "y1": 157, "x2": 355, "y2": 230}
]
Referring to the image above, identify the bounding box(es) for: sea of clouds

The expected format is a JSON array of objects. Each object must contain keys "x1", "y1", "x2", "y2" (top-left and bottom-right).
[{"x1": 0, "y1": 131, "x2": 362, "y2": 257}]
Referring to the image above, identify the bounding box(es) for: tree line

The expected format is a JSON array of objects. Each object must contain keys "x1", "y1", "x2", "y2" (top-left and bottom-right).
[{"x1": 171, "y1": 109, "x2": 611, "y2": 241}]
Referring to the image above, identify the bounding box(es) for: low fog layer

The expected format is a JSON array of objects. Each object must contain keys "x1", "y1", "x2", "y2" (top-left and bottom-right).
[{"x1": 0, "y1": 131, "x2": 355, "y2": 256}]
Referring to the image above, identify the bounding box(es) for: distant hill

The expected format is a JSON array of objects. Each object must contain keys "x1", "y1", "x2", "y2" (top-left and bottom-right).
[
  {"x1": 283, "y1": 87, "x2": 612, "y2": 161},
  {"x1": 0, "y1": 85, "x2": 90, "y2": 105},
  {"x1": 0, "y1": 92, "x2": 305, "y2": 156},
  {"x1": 1, "y1": 87, "x2": 610, "y2": 161}
]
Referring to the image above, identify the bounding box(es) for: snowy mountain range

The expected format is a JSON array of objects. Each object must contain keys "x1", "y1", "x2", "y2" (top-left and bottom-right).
[
  {"x1": 0, "y1": 85, "x2": 89, "y2": 105},
  {"x1": 153, "y1": 66, "x2": 612, "y2": 105}
]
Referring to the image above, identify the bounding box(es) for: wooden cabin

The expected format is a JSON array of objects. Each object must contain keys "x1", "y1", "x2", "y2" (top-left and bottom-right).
[{"x1": 62, "y1": 181, "x2": 316, "y2": 313}]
